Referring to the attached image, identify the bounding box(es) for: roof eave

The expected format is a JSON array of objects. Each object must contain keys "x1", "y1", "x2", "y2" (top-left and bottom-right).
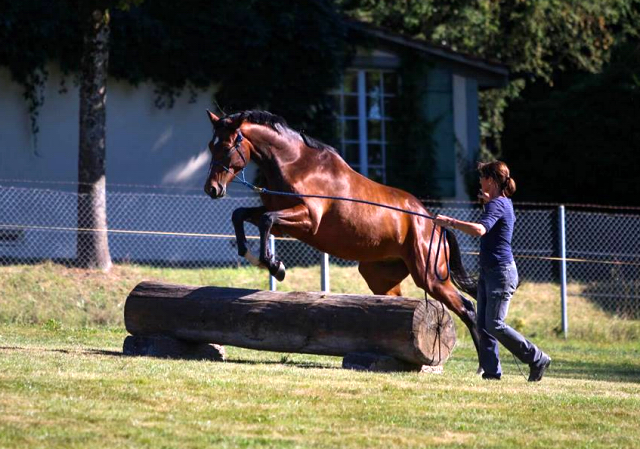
[{"x1": 346, "y1": 21, "x2": 509, "y2": 88}]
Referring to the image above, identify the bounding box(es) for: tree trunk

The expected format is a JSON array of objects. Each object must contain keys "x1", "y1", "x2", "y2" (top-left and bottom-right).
[
  {"x1": 124, "y1": 282, "x2": 457, "y2": 366},
  {"x1": 77, "y1": 5, "x2": 112, "y2": 270}
]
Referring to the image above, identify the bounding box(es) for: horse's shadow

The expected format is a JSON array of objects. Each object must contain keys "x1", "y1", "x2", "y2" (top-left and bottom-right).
[
  {"x1": 116, "y1": 349, "x2": 339, "y2": 370},
  {"x1": 0, "y1": 345, "x2": 338, "y2": 369},
  {"x1": 62, "y1": 348, "x2": 640, "y2": 383},
  {"x1": 4, "y1": 345, "x2": 639, "y2": 382}
]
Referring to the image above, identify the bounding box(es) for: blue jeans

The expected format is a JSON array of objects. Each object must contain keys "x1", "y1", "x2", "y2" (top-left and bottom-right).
[{"x1": 477, "y1": 261, "x2": 544, "y2": 377}]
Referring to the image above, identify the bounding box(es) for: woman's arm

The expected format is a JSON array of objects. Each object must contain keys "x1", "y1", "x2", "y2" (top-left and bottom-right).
[{"x1": 433, "y1": 215, "x2": 486, "y2": 237}]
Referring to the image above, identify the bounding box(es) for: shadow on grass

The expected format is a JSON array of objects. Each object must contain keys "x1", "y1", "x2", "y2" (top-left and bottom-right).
[
  {"x1": 0, "y1": 344, "x2": 343, "y2": 370},
  {"x1": 82, "y1": 348, "x2": 640, "y2": 381},
  {"x1": 115, "y1": 349, "x2": 339, "y2": 370},
  {"x1": 0, "y1": 345, "x2": 126, "y2": 358},
  {"x1": 226, "y1": 357, "x2": 339, "y2": 370},
  {"x1": 4, "y1": 345, "x2": 638, "y2": 382},
  {"x1": 529, "y1": 358, "x2": 640, "y2": 384},
  {"x1": 579, "y1": 277, "x2": 640, "y2": 320}
]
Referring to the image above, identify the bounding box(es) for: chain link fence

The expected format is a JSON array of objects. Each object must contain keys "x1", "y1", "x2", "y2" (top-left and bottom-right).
[{"x1": 1, "y1": 184, "x2": 639, "y2": 320}]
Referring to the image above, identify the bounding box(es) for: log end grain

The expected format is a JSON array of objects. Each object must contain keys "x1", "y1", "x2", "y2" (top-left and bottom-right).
[{"x1": 412, "y1": 299, "x2": 457, "y2": 365}]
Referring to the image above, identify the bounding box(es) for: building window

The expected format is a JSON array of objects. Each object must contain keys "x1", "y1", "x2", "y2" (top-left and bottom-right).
[{"x1": 330, "y1": 69, "x2": 397, "y2": 184}]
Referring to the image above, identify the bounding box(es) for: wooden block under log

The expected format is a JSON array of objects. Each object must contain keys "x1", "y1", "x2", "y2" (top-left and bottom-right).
[
  {"x1": 342, "y1": 352, "x2": 423, "y2": 372},
  {"x1": 124, "y1": 281, "x2": 456, "y2": 366},
  {"x1": 123, "y1": 335, "x2": 226, "y2": 361}
]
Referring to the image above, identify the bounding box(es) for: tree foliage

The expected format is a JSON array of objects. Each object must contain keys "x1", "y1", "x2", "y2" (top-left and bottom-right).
[
  {"x1": 339, "y1": 0, "x2": 640, "y2": 155},
  {"x1": 502, "y1": 42, "x2": 640, "y2": 206}
]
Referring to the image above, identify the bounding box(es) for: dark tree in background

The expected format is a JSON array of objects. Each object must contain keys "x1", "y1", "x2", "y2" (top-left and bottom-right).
[
  {"x1": 502, "y1": 42, "x2": 640, "y2": 206},
  {"x1": 108, "y1": 0, "x2": 348, "y2": 141}
]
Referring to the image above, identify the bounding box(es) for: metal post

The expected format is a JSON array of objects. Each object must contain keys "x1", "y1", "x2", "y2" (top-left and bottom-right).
[
  {"x1": 320, "y1": 252, "x2": 330, "y2": 292},
  {"x1": 559, "y1": 205, "x2": 568, "y2": 338},
  {"x1": 269, "y1": 235, "x2": 276, "y2": 292},
  {"x1": 357, "y1": 70, "x2": 368, "y2": 178}
]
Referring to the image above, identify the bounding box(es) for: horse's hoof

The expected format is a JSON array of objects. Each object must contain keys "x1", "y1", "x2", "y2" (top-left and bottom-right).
[{"x1": 271, "y1": 261, "x2": 286, "y2": 282}]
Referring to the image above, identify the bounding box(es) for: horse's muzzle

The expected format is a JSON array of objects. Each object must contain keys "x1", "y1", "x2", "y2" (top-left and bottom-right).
[{"x1": 205, "y1": 183, "x2": 226, "y2": 199}]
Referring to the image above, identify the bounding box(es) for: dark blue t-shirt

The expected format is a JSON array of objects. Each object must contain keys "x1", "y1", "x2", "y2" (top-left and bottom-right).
[{"x1": 478, "y1": 196, "x2": 515, "y2": 268}]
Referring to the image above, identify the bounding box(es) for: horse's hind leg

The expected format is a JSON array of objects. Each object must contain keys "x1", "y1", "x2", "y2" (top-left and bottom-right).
[{"x1": 358, "y1": 260, "x2": 409, "y2": 296}]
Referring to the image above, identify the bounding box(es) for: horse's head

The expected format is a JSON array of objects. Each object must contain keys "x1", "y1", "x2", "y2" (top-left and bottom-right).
[{"x1": 204, "y1": 110, "x2": 250, "y2": 199}]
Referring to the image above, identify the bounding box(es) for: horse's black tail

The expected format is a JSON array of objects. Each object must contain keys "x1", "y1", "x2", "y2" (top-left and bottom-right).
[{"x1": 445, "y1": 230, "x2": 478, "y2": 300}]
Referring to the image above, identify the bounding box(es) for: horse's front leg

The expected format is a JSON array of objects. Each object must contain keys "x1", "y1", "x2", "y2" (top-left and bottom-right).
[
  {"x1": 232, "y1": 206, "x2": 267, "y2": 266},
  {"x1": 258, "y1": 204, "x2": 314, "y2": 282}
]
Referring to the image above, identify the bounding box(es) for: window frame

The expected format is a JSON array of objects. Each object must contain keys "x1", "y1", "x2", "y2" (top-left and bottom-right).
[{"x1": 330, "y1": 68, "x2": 397, "y2": 184}]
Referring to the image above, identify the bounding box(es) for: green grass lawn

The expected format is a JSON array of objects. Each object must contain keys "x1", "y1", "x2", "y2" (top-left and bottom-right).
[{"x1": 1, "y1": 263, "x2": 639, "y2": 448}]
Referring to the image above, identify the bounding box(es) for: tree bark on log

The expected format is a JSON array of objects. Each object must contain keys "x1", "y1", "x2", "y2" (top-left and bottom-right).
[{"x1": 124, "y1": 281, "x2": 456, "y2": 366}]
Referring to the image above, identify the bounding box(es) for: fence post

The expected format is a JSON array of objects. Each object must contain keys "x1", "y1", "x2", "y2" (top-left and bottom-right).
[
  {"x1": 269, "y1": 235, "x2": 276, "y2": 292},
  {"x1": 320, "y1": 252, "x2": 330, "y2": 292},
  {"x1": 558, "y1": 205, "x2": 568, "y2": 338}
]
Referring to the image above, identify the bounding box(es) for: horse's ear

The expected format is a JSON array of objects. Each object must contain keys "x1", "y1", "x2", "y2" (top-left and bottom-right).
[{"x1": 206, "y1": 110, "x2": 220, "y2": 125}]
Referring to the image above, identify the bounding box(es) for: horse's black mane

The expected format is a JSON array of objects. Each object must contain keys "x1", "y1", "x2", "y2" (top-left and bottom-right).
[
  {"x1": 227, "y1": 110, "x2": 288, "y2": 132},
  {"x1": 300, "y1": 132, "x2": 338, "y2": 154},
  {"x1": 224, "y1": 110, "x2": 338, "y2": 154}
]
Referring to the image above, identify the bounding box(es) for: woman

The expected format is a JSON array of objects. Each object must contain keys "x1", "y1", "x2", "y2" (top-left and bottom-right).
[{"x1": 433, "y1": 161, "x2": 551, "y2": 382}]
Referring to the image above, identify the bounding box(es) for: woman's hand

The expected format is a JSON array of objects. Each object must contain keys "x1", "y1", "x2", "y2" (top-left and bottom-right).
[
  {"x1": 478, "y1": 189, "x2": 490, "y2": 204},
  {"x1": 434, "y1": 214, "x2": 456, "y2": 228}
]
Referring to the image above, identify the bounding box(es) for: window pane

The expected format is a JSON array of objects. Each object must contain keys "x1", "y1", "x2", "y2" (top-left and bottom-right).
[
  {"x1": 366, "y1": 71, "x2": 381, "y2": 94},
  {"x1": 383, "y1": 97, "x2": 397, "y2": 118},
  {"x1": 327, "y1": 120, "x2": 342, "y2": 149},
  {"x1": 384, "y1": 145, "x2": 397, "y2": 159},
  {"x1": 344, "y1": 95, "x2": 358, "y2": 117},
  {"x1": 344, "y1": 119, "x2": 359, "y2": 140},
  {"x1": 368, "y1": 144, "x2": 383, "y2": 165},
  {"x1": 367, "y1": 120, "x2": 382, "y2": 141},
  {"x1": 327, "y1": 94, "x2": 341, "y2": 115},
  {"x1": 383, "y1": 72, "x2": 398, "y2": 94},
  {"x1": 343, "y1": 71, "x2": 358, "y2": 93},
  {"x1": 369, "y1": 167, "x2": 385, "y2": 184},
  {"x1": 367, "y1": 95, "x2": 382, "y2": 120},
  {"x1": 344, "y1": 143, "x2": 359, "y2": 164}
]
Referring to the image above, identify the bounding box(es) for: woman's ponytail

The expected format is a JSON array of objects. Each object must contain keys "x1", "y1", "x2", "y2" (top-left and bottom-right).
[{"x1": 503, "y1": 176, "x2": 516, "y2": 198}]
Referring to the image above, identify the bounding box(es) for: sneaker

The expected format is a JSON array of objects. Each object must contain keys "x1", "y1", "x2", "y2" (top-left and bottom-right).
[
  {"x1": 482, "y1": 373, "x2": 501, "y2": 380},
  {"x1": 528, "y1": 354, "x2": 551, "y2": 382}
]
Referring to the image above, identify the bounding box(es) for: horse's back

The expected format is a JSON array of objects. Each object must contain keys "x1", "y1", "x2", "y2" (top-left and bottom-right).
[{"x1": 281, "y1": 151, "x2": 433, "y2": 258}]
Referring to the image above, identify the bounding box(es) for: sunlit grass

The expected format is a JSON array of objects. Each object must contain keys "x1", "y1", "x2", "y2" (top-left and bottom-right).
[
  {"x1": 0, "y1": 324, "x2": 639, "y2": 449},
  {"x1": 1, "y1": 263, "x2": 640, "y2": 448},
  {"x1": 1, "y1": 262, "x2": 639, "y2": 343}
]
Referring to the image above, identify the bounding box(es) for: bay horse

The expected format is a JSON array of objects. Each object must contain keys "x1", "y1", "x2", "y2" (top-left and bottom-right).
[{"x1": 204, "y1": 110, "x2": 482, "y2": 366}]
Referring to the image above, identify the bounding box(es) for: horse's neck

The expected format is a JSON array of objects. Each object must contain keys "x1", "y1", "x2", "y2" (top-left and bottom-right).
[{"x1": 247, "y1": 126, "x2": 306, "y2": 187}]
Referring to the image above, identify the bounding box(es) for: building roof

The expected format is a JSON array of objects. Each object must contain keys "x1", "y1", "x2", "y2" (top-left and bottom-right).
[{"x1": 345, "y1": 19, "x2": 509, "y2": 88}]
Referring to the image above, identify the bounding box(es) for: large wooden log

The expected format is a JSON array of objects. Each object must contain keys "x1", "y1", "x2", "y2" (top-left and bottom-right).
[{"x1": 124, "y1": 281, "x2": 456, "y2": 366}]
